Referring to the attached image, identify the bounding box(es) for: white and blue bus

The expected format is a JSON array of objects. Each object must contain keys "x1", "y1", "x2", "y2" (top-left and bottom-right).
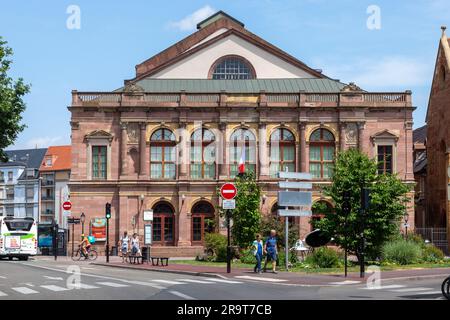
[{"x1": 0, "y1": 217, "x2": 37, "y2": 261}]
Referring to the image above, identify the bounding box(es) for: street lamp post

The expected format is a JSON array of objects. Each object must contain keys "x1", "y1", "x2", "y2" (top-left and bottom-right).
[{"x1": 80, "y1": 212, "x2": 85, "y2": 236}]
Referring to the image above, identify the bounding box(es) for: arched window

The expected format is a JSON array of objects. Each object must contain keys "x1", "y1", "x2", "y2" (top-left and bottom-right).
[
  {"x1": 190, "y1": 128, "x2": 216, "y2": 179},
  {"x1": 191, "y1": 201, "x2": 215, "y2": 244},
  {"x1": 230, "y1": 128, "x2": 256, "y2": 177},
  {"x1": 211, "y1": 56, "x2": 255, "y2": 80},
  {"x1": 309, "y1": 128, "x2": 335, "y2": 179},
  {"x1": 150, "y1": 128, "x2": 176, "y2": 179},
  {"x1": 152, "y1": 202, "x2": 175, "y2": 246},
  {"x1": 269, "y1": 128, "x2": 296, "y2": 177}
]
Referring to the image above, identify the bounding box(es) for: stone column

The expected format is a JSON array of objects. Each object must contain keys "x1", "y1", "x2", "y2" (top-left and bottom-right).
[
  {"x1": 139, "y1": 122, "x2": 147, "y2": 176},
  {"x1": 258, "y1": 122, "x2": 268, "y2": 178},
  {"x1": 178, "y1": 123, "x2": 188, "y2": 179},
  {"x1": 299, "y1": 122, "x2": 307, "y2": 172},
  {"x1": 120, "y1": 122, "x2": 127, "y2": 176},
  {"x1": 219, "y1": 122, "x2": 228, "y2": 179},
  {"x1": 340, "y1": 122, "x2": 346, "y2": 152},
  {"x1": 358, "y1": 122, "x2": 365, "y2": 152}
]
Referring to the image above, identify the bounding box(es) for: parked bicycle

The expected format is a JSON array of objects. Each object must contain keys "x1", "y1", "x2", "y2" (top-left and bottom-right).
[
  {"x1": 71, "y1": 246, "x2": 98, "y2": 261},
  {"x1": 442, "y1": 276, "x2": 450, "y2": 300}
]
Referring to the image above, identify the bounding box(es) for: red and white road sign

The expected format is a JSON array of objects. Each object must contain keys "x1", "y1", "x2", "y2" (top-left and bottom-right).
[
  {"x1": 62, "y1": 201, "x2": 72, "y2": 211},
  {"x1": 220, "y1": 183, "x2": 237, "y2": 200}
]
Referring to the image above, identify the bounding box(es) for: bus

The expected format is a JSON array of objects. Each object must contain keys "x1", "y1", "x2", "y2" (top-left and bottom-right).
[{"x1": 0, "y1": 216, "x2": 38, "y2": 261}]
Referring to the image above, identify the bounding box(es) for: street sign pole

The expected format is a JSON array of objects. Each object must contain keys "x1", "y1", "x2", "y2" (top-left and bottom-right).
[
  {"x1": 71, "y1": 223, "x2": 75, "y2": 257},
  {"x1": 226, "y1": 209, "x2": 231, "y2": 274},
  {"x1": 106, "y1": 217, "x2": 110, "y2": 263}
]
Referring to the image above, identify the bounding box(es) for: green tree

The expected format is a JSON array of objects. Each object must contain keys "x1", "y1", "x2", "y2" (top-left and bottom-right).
[
  {"x1": 0, "y1": 36, "x2": 30, "y2": 161},
  {"x1": 315, "y1": 149, "x2": 410, "y2": 261},
  {"x1": 218, "y1": 172, "x2": 262, "y2": 249}
]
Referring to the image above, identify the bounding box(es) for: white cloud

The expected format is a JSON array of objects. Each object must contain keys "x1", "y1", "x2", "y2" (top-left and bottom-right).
[
  {"x1": 322, "y1": 56, "x2": 432, "y2": 90},
  {"x1": 168, "y1": 5, "x2": 216, "y2": 32},
  {"x1": 25, "y1": 136, "x2": 63, "y2": 149}
]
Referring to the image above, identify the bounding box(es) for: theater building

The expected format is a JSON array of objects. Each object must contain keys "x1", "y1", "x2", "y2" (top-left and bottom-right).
[{"x1": 69, "y1": 11, "x2": 415, "y2": 256}]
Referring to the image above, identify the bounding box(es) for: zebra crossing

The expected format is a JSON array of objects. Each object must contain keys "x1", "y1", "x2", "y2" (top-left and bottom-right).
[{"x1": 0, "y1": 275, "x2": 244, "y2": 298}]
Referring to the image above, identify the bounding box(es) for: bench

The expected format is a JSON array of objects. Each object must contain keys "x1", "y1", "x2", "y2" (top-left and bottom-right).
[
  {"x1": 128, "y1": 254, "x2": 145, "y2": 264},
  {"x1": 150, "y1": 256, "x2": 169, "y2": 266}
]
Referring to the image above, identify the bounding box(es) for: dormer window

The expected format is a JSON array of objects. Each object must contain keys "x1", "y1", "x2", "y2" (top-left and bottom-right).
[{"x1": 210, "y1": 56, "x2": 255, "y2": 80}]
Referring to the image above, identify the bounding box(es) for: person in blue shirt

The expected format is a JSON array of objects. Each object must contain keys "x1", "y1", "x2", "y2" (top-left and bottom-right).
[
  {"x1": 263, "y1": 230, "x2": 278, "y2": 274},
  {"x1": 252, "y1": 234, "x2": 264, "y2": 273}
]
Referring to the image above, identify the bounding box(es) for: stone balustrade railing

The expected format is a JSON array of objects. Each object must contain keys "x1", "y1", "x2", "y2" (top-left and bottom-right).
[{"x1": 71, "y1": 90, "x2": 412, "y2": 108}]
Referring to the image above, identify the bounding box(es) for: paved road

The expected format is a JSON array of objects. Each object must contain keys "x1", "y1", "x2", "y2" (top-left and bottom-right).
[{"x1": 0, "y1": 257, "x2": 447, "y2": 300}]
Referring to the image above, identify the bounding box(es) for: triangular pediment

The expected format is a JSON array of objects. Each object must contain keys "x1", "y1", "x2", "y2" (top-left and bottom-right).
[
  {"x1": 85, "y1": 130, "x2": 113, "y2": 139},
  {"x1": 131, "y1": 11, "x2": 327, "y2": 82},
  {"x1": 371, "y1": 129, "x2": 399, "y2": 140}
]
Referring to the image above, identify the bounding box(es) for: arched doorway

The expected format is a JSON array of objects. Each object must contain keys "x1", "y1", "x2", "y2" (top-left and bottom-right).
[
  {"x1": 152, "y1": 202, "x2": 175, "y2": 246},
  {"x1": 191, "y1": 201, "x2": 215, "y2": 245}
]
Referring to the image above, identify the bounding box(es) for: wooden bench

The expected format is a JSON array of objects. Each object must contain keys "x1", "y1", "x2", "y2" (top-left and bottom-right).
[
  {"x1": 128, "y1": 254, "x2": 144, "y2": 264},
  {"x1": 150, "y1": 256, "x2": 169, "y2": 266}
]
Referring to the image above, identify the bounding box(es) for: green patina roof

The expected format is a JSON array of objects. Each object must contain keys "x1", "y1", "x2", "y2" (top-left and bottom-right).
[{"x1": 124, "y1": 78, "x2": 346, "y2": 93}]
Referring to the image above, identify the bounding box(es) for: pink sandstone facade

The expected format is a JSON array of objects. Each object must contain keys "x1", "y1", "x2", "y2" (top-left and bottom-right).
[{"x1": 68, "y1": 12, "x2": 415, "y2": 256}]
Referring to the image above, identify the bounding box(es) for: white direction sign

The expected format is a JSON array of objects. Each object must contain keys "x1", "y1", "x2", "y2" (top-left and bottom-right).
[
  {"x1": 278, "y1": 191, "x2": 312, "y2": 207},
  {"x1": 279, "y1": 181, "x2": 312, "y2": 190},
  {"x1": 278, "y1": 209, "x2": 312, "y2": 217},
  {"x1": 278, "y1": 172, "x2": 312, "y2": 180},
  {"x1": 222, "y1": 199, "x2": 236, "y2": 210},
  {"x1": 143, "y1": 210, "x2": 153, "y2": 221}
]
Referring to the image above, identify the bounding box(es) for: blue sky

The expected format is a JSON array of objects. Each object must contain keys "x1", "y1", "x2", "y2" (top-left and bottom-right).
[{"x1": 1, "y1": 0, "x2": 448, "y2": 149}]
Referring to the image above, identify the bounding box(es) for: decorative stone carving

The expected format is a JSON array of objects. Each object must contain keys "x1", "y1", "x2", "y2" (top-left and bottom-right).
[
  {"x1": 341, "y1": 82, "x2": 363, "y2": 92},
  {"x1": 345, "y1": 123, "x2": 358, "y2": 144},
  {"x1": 127, "y1": 123, "x2": 139, "y2": 144},
  {"x1": 123, "y1": 82, "x2": 144, "y2": 93}
]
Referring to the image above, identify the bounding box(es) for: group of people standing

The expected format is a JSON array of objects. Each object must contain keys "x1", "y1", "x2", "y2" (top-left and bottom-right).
[
  {"x1": 118, "y1": 231, "x2": 141, "y2": 262},
  {"x1": 252, "y1": 230, "x2": 279, "y2": 274}
]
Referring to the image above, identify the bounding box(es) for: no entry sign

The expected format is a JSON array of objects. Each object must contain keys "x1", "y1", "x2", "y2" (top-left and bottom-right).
[
  {"x1": 62, "y1": 201, "x2": 72, "y2": 211},
  {"x1": 220, "y1": 183, "x2": 237, "y2": 200}
]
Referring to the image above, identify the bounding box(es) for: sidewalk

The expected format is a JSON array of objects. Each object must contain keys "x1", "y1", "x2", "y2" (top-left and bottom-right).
[{"x1": 91, "y1": 259, "x2": 450, "y2": 286}]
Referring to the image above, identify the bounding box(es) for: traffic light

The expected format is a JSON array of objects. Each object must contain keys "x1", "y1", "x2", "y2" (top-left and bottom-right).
[
  {"x1": 105, "y1": 202, "x2": 111, "y2": 219},
  {"x1": 342, "y1": 190, "x2": 351, "y2": 216}
]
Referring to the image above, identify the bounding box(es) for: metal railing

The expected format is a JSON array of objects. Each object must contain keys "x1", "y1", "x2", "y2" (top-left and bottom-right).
[{"x1": 415, "y1": 228, "x2": 448, "y2": 254}]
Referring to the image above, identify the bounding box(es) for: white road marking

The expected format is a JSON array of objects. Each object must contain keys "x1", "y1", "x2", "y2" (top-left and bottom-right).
[
  {"x1": 391, "y1": 287, "x2": 434, "y2": 293},
  {"x1": 44, "y1": 276, "x2": 64, "y2": 280},
  {"x1": 0, "y1": 276, "x2": 7, "y2": 279},
  {"x1": 176, "y1": 279, "x2": 215, "y2": 284},
  {"x1": 40, "y1": 285, "x2": 70, "y2": 292},
  {"x1": 75, "y1": 283, "x2": 100, "y2": 289},
  {"x1": 235, "y1": 276, "x2": 287, "y2": 282},
  {"x1": 329, "y1": 280, "x2": 361, "y2": 285},
  {"x1": 169, "y1": 290, "x2": 196, "y2": 300},
  {"x1": 204, "y1": 278, "x2": 243, "y2": 284},
  {"x1": 413, "y1": 291, "x2": 442, "y2": 295},
  {"x1": 361, "y1": 284, "x2": 405, "y2": 290},
  {"x1": 153, "y1": 279, "x2": 186, "y2": 285},
  {"x1": 12, "y1": 287, "x2": 39, "y2": 295},
  {"x1": 124, "y1": 280, "x2": 166, "y2": 290},
  {"x1": 0, "y1": 291, "x2": 7, "y2": 297},
  {"x1": 96, "y1": 281, "x2": 129, "y2": 288}
]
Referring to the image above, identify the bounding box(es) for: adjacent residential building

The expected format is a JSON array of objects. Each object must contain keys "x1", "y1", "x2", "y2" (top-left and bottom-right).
[
  {"x1": 425, "y1": 26, "x2": 450, "y2": 251},
  {"x1": 69, "y1": 11, "x2": 415, "y2": 256},
  {"x1": 413, "y1": 125, "x2": 427, "y2": 228},
  {"x1": 39, "y1": 146, "x2": 71, "y2": 227},
  {"x1": 0, "y1": 149, "x2": 47, "y2": 220}
]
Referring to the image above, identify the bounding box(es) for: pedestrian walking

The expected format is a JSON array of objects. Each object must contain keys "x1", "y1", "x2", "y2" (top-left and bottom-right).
[
  {"x1": 118, "y1": 231, "x2": 130, "y2": 263},
  {"x1": 263, "y1": 229, "x2": 278, "y2": 274},
  {"x1": 252, "y1": 234, "x2": 264, "y2": 274}
]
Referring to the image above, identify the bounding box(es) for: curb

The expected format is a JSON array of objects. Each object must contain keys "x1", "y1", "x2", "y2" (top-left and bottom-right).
[{"x1": 91, "y1": 263, "x2": 229, "y2": 279}]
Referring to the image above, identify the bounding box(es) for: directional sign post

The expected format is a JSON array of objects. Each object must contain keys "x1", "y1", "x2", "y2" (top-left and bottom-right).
[
  {"x1": 277, "y1": 170, "x2": 312, "y2": 270},
  {"x1": 220, "y1": 183, "x2": 237, "y2": 274}
]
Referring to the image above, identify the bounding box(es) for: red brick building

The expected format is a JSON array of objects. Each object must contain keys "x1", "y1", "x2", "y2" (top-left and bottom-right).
[
  {"x1": 68, "y1": 11, "x2": 415, "y2": 256},
  {"x1": 425, "y1": 27, "x2": 450, "y2": 251}
]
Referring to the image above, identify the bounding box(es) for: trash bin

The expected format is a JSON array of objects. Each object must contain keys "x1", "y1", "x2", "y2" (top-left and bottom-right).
[{"x1": 111, "y1": 246, "x2": 117, "y2": 256}]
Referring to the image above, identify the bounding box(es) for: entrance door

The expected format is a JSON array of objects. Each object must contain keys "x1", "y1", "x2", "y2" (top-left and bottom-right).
[
  {"x1": 152, "y1": 202, "x2": 175, "y2": 246},
  {"x1": 191, "y1": 201, "x2": 215, "y2": 245}
]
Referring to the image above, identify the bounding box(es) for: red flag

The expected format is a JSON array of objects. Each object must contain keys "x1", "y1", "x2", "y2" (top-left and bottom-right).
[{"x1": 238, "y1": 148, "x2": 245, "y2": 174}]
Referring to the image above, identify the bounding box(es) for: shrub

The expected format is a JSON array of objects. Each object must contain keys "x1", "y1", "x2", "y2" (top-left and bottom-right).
[
  {"x1": 305, "y1": 247, "x2": 340, "y2": 268},
  {"x1": 204, "y1": 233, "x2": 227, "y2": 262},
  {"x1": 382, "y1": 240, "x2": 422, "y2": 265},
  {"x1": 240, "y1": 249, "x2": 256, "y2": 264},
  {"x1": 277, "y1": 249, "x2": 299, "y2": 266},
  {"x1": 421, "y1": 244, "x2": 445, "y2": 263}
]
